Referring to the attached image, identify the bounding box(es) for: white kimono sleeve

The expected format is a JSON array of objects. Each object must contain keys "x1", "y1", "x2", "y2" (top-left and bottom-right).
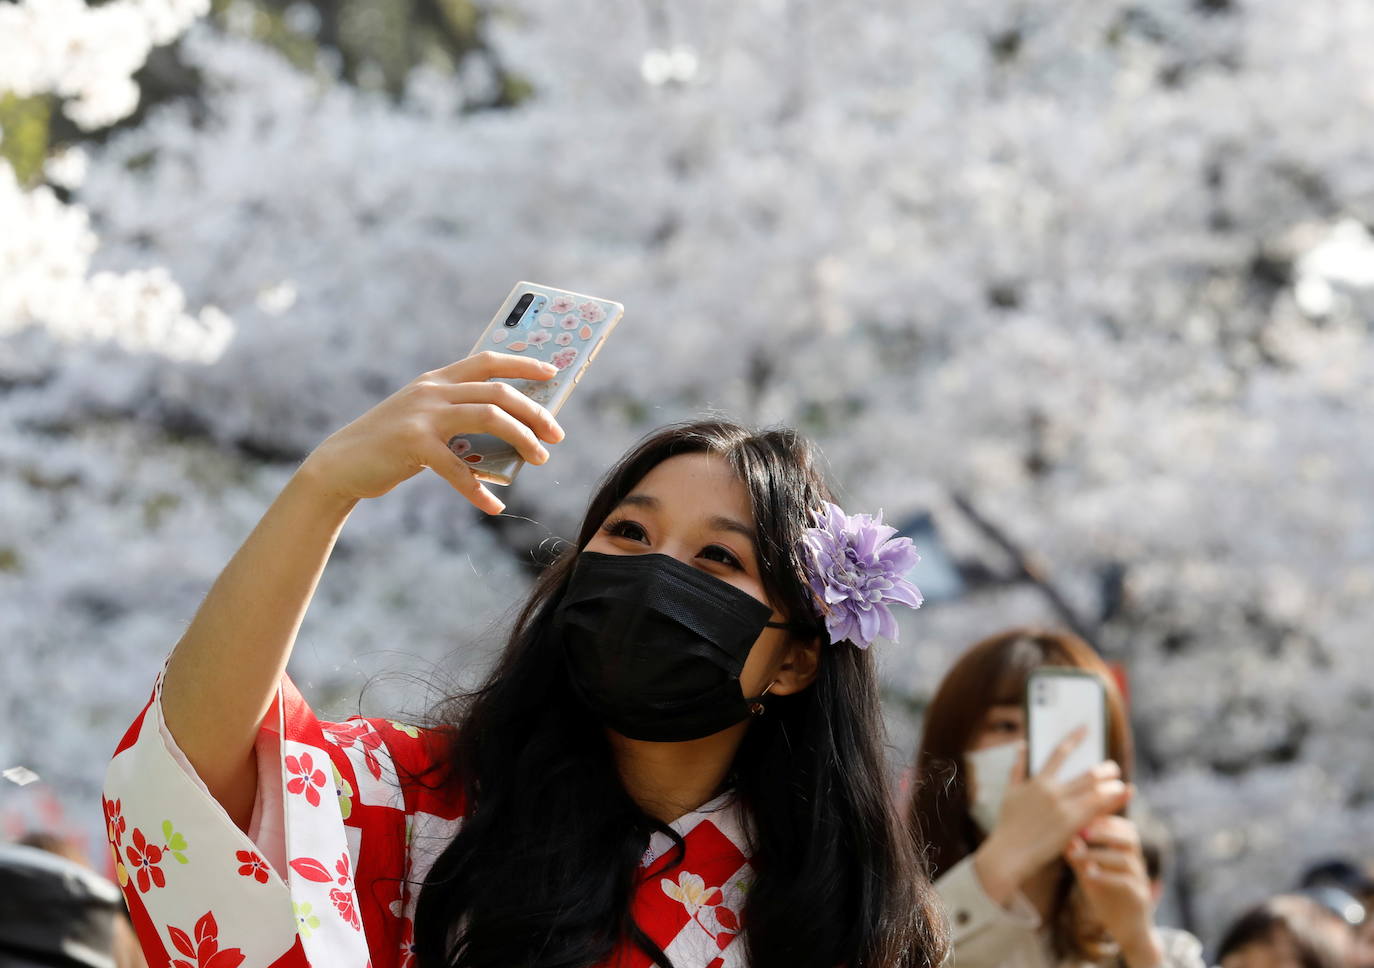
[{"x1": 103, "y1": 667, "x2": 372, "y2": 968}]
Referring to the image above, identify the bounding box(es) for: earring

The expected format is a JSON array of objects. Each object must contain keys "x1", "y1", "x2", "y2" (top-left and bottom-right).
[{"x1": 749, "y1": 682, "x2": 776, "y2": 716}]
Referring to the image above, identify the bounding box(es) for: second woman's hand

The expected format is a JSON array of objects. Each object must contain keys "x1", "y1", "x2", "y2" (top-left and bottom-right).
[
  {"x1": 973, "y1": 729, "x2": 1133, "y2": 906},
  {"x1": 1066, "y1": 816, "x2": 1164, "y2": 968},
  {"x1": 301, "y1": 352, "x2": 565, "y2": 515}
]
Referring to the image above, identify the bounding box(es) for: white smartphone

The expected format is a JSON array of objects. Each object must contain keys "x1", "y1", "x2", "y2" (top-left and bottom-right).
[
  {"x1": 1025, "y1": 667, "x2": 1107, "y2": 782},
  {"x1": 449, "y1": 282, "x2": 625, "y2": 486}
]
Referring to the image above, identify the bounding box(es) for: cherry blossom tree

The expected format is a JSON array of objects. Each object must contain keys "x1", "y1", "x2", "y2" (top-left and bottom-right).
[{"x1": 3, "y1": 0, "x2": 1372, "y2": 941}]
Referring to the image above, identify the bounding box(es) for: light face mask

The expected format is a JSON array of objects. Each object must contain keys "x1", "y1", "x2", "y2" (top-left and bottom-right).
[
  {"x1": 966, "y1": 741, "x2": 1021, "y2": 834},
  {"x1": 553, "y1": 551, "x2": 788, "y2": 743}
]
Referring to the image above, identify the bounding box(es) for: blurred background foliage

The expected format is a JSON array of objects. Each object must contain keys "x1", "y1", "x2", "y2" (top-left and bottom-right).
[
  {"x1": 0, "y1": 0, "x2": 528, "y2": 186},
  {"x1": 4, "y1": 0, "x2": 1374, "y2": 949}
]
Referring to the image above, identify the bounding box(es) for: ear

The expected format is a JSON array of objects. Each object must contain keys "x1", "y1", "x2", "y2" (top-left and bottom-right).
[{"x1": 767, "y1": 637, "x2": 821, "y2": 695}]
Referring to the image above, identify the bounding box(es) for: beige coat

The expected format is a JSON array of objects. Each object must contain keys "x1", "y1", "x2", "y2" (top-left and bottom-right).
[{"x1": 936, "y1": 855, "x2": 1206, "y2": 968}]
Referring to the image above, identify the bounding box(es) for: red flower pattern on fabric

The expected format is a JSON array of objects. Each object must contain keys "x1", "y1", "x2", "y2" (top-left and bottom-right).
[
  {"x1": 695, "y1": 903, "x2": 740, "y2": 946},
  {"x1": 288, "y1": 850, "x2": 359, "y2": 929},
  {"x1": 321, "y1": 849, "x2": 362, "y2": 930},
  {"x1": 235, "y1": 849, "x2": 270, "y2": 884},
  {"x1": 108, "y1": 677, "x2": 755, "y2": 968},
  {"x1": 398, "y1": 918, "x2": 417, "y2": 968},
  {"x1": 168, "y1": 911, "x2": 246, "y2": 968},
  {"x1": 126, "y1": 827, "x2": 165, "y2": 893},
  {"x1": 330, "y1": 887, "x2": 362, "y2": 931},
  {"x1": 285, "y1": 752, "x2": 327, "y2": 807},
  {"x1": 322, "y1": 721, "x2": 386, "y2": 780},
  {"x1": 288, "y1": 856, "x2": 333, "y2": 882},
  {"x1": 102, "y1": 796, "x2": 126, "y2": 848}
]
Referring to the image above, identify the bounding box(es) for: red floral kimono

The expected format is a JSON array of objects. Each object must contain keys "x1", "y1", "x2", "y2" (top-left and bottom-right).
[{"x1": 103, "y1": 668, "x2": 753, "y2": 967}]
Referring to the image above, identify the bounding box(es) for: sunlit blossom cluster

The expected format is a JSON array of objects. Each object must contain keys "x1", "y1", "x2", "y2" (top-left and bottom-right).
[
  {"x1": 0, "y1": 0, "x2": 208, "y2": 130},
  {"x1": 0, "y1": 164, "x2": 232, "y2": 362},
  {"x1": 0, "y1": 0, "x2": 225, "y2": 364}
]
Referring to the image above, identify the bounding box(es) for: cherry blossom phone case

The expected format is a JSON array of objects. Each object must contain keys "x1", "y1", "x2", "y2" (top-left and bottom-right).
[{"x1": 449, "y1": 282, "x2": 624, "y2": 485}]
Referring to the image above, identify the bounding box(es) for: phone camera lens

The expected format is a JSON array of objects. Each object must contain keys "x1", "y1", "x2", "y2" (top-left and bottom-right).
[{"x1": 505, "y1": 292, "x2": 535, "y2": 327}]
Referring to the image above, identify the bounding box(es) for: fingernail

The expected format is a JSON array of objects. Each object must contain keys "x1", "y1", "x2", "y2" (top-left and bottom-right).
[{"x1": 536, "y1": 446, "x2": 550, "y2": 464}]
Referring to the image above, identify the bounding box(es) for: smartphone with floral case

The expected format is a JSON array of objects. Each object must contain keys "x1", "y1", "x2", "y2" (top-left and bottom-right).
[{"x1": 448, "y1": 282, "x2": 624, "y2": 485}]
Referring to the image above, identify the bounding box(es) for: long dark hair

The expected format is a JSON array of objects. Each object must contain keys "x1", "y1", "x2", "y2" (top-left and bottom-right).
[
  {"x1": 412, "y1": 420, "x2": 948, "y2": 968},
  {"x1": 906, "y1": 628, "x2": 1131, "y2": 963}
]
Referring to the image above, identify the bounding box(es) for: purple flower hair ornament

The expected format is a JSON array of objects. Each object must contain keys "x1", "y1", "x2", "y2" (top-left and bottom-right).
[{"x1": 798, "y1": 502, "x2": 924, "y2": 649}]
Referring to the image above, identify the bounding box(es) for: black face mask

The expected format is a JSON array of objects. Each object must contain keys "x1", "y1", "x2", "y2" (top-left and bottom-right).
[{"x1": 552, "y1": 551, "x2": 790, "y2": 743}]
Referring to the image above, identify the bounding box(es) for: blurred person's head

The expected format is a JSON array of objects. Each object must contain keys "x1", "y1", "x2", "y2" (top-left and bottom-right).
[
  {"x1": 907, "y1": 627, "x2": 1133, "y2": 962},
  {"x1": 1219, "y1": 895, "x2": 1354, "y2": 968},
  {"x1": 7, "y1": 833, "x2": 145, "y2": 968},
  {"x1": 1297, "y1": 857, "x2": 1373, "y2": 968},
  {"x1": 1300, "y1": 859, "x2": 1374, "y2": 911},
  {"x1": 17, "y1": 831, "x2": 89, "y2": 867},
  {"x1": 0, "y1": 842, "x2": 124, "y2": 967},
  {"x1": 907, "y1": 627, "x2": 1133, "y2": 877}
]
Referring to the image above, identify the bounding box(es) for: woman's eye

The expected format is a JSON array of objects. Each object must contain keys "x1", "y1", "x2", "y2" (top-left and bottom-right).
[
  {"x1": 989, "y1": 720, "x2": 1019, "y2": 734},
  {"x1": 701, "y1": 545, "x2": 742, "y2": 569},
  {"x1": 605, "y1": 519, "x2": 648, "y2": 542}
]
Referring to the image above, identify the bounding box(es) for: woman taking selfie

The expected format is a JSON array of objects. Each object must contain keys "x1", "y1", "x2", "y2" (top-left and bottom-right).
[
  {"x1": 906, "y1": 629, "x2": 1202, "y2": 968},
  {"x1": 103, "y1": 350, "x2": 946, "y2": 968}
]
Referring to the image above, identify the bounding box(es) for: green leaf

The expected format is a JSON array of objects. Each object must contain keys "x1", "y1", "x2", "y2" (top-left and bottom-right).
[
  {"x1": 161, "y1": 821, "x2": 188, "y2": 854},
  {"x1": 173, "y1": 851, "x2": 189, "y2": 865},
  {"x1": 0, "y1": 93, "x2": 51, "y2": 187}
]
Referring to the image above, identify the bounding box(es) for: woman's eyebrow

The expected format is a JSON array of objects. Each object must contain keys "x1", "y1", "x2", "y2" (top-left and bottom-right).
[
  {"x1": 617, "y1": 493, "x2": 659, "y2": 510},
  {"x1": 708, "y1": 516, "x2": 757, "y2": 547}
]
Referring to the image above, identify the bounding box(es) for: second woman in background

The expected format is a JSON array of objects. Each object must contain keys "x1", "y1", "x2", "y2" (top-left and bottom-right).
[{"x1": 908, "y1": 628, "x2": 1204, "y2": 968}]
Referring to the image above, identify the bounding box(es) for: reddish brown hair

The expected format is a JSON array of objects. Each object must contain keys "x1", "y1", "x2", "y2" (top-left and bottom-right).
[{"x1": 907, "y1": 628, "x2": 1133, "y2": 961}]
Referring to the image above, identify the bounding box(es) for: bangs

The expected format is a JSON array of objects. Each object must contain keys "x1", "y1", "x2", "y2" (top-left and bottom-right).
[
  {"x1": 988, "y1": 633, "x2": 1060, "y2": 705},
  {"x1": 988, "y1": 668, "x2": 1027, "y2": 706}
]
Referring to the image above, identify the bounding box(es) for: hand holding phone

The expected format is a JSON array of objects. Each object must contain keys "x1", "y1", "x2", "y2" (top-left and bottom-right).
[
  {"x1": 301, "y1": 352, "x2": 565, "y2": 516},
  {"x1": 447, "y1": 282, "x2": 624, "y2": 486},
  {"x1": 974, "y1": 672, "x2": 1127, "y2": 898}
]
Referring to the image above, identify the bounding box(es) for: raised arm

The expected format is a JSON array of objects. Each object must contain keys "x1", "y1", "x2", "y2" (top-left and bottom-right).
[{"x1": 159, "y1": 352, "x2": 564, "y2": 830}]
